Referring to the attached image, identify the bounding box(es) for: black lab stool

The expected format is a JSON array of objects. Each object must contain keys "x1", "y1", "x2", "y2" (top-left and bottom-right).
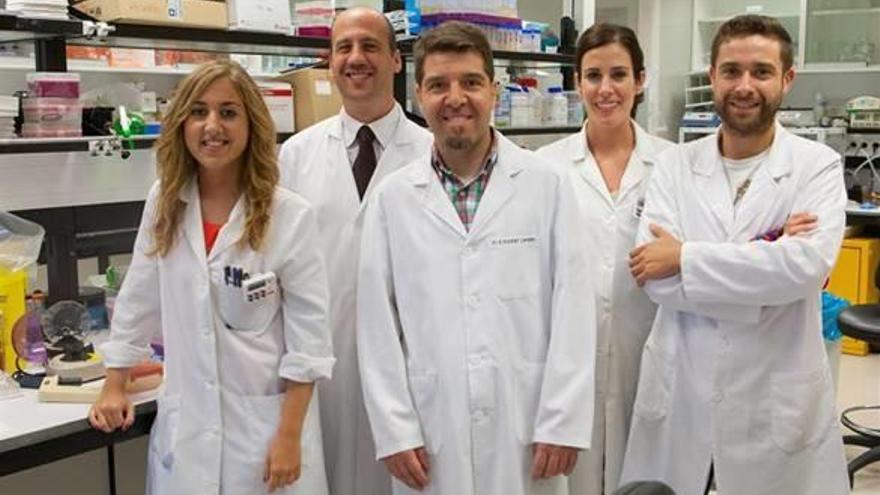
[{"x1": 838, "y1": 304, "x2": 880, "y2": 487}]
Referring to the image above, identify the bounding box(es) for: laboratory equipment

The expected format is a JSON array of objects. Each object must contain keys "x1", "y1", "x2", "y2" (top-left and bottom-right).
[
  {"x1": 847, "y1": 96, "x2": 880, "y2": 130},
  {"x1": 38, "y1": 361, "x2": 163, "y2": 403},
  {"x1": 681, "y1": 111, "x2": 721, "y2": 128},
  {"x1": 777, "y1": 109, "x2": 816, "y2": 128},
  {"x1": 41, "y1": 301, "x2": 105, "y2": 382}
]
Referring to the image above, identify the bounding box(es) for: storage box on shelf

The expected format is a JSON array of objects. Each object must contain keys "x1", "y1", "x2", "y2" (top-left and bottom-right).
[
  {"x1": 275, "y1": 68, "x2": 341, "y2": 132},
  {"x1": 71, "y1": 0, "x2": 228, "y2": 30},
  {"x1": 0, "y1": 96, "x2": 18, "y2": 139},
  {"x1": 227, "y1": 0, "x2": 292, "y2": 34},
  {"x1": 258, "y1": 82, "x2": 295, "y2": 133},
  {"x1": 21, "y1": 72, "x2": 82, "y2": 138}
]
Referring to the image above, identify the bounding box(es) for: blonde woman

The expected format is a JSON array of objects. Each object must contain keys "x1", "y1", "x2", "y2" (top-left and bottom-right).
[{"x1": 89, "y1": 60, "x2": 334, "y2": 495}]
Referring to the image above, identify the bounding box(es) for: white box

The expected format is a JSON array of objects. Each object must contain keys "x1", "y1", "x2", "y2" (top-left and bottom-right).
[
  {"x1": 227, "y1": 0, "x2": 291, "y2": 34},
  {"x1": 259, "y1": 82, "x2": 295, "y2": 133}
]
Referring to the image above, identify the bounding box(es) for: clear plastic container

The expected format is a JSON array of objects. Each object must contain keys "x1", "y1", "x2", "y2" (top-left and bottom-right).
[
  {"x1": 519, "y1": 78, "x2": 541, "y2": 127},
  {"x1": 22, "y1": 97, "x2": 83, "y2": 125},
  {"x1": 509, "y1": 86, "x2": 529, "y2": 128},
  {"x1": 564, "y1": 90, "x2": 585, "y2": 127},
  {"x1": 21, "y1": 123, "x2": 82, "y2": 138},
  {"x1": 494, "y1": 86, "x2": 511, "y2": 128},
  {"x1": 26, "y1": 72, "x2": 80, "y2": 98},
  {"x1": 547, "y1": 87, "x2": 567, "y2": 126}
]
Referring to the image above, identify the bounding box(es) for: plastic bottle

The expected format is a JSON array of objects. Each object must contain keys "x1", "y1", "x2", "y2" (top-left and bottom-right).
[
  {"x1": 509, "y1": 86, "x2": 530, "y2": 128},
  {"x1": 564, "y1": 90, "x2": 584, "y2": 126},
  {"x1": 405, "y1": 0, "x2": 421, "y2": 35},
  {"x1": 494, "y1": 85, "x2": 511, "y2": 128},
  {"x1": 519, "y1": 78, "x2": 542, "y2": 127},
  {"x1": 547, "y1": 87, "x2": 567, "y2": 126},
  {"x1": 814, "y1": 91, "x2": 827, "y2": 125}
]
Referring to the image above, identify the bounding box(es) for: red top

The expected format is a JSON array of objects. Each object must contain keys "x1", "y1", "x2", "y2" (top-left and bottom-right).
[{"x1": 203, "y1": 221, "x2": 222, "y2": 254}]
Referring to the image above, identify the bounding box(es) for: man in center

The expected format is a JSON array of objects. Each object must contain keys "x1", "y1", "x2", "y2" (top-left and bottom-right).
[{"x1": 356, "y1": 21, "x2": 597, "y2": 495}]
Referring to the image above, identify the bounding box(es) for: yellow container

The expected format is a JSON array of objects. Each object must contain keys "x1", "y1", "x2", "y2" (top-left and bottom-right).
[
  {"x1": 828, "y1": 237, "x2": 880, "y2": 356},
  {"x1": 0, "y1": 268, "x2": 27, "y2": 373}
]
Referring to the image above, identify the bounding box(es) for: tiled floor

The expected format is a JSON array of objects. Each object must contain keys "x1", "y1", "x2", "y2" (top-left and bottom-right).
[{"x1": 839, "y1": 353, "x2": 880, "y2": 494}]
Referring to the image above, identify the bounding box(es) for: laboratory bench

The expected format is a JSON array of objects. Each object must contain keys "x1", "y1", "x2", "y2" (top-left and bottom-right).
[{"x1": 0, "y1": 388, "x2": 157, "y2": 492}]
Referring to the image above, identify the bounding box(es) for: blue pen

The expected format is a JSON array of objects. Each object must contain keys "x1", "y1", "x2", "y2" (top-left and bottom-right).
[{"x1": 224, "y1": 266, "x2": 231, "y2": 286}]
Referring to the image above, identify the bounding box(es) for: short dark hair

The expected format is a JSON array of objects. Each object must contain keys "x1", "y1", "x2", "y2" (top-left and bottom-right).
[
  {"x1": 574, "y1": 23, "x2": 645, "y2": 118},
  {"x1": 711, "y1": 14, "x2": 794, "y2": 72},
  {"x1": 414, "y1": 21, "x2": 494, "y2": 84},
  {"x1": 330, "y1": 8, "x2": 398, "y2": 53}
]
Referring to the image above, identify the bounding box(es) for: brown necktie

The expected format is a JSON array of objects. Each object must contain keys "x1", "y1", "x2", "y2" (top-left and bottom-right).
[{"x1": 352, "y1": 125, "x2": 377, "y2": 200}]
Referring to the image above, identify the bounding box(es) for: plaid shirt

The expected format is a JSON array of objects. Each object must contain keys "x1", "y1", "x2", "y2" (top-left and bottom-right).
[{"x1": 431, "y1": 138, "x2": 498, "y2": 231}]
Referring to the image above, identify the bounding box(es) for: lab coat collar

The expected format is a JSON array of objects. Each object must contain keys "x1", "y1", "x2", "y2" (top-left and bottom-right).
[
  {"x1": 408, "y1": 130, "x2": 521, "y2": 238},
  {"x1": 620, "y1": 121, "x2": 659, "y2": 195},
  {"x1": 692, "y1": 122, "x2": 792, "y2": 236},
  {"x1": 693, "y1": 121, "x2": 792, "y2": 180},
  {"x1": 178, "y1": 179, "x2": 207, "y2": 266},
  {"x1": 573, "y1": 120, "x2": 657, "y2": 205},
  {"x1": 178, "y1": 177, "x2": 246, "y2": 263}
]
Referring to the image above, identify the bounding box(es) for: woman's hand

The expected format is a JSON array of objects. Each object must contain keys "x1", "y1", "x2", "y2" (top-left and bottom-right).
[
  {"x1": 264, "y1": 431, "x2": 302, "y2": 492},
  {"x1": 88, "y1": 368, "x2": 134, "y2": 433}
]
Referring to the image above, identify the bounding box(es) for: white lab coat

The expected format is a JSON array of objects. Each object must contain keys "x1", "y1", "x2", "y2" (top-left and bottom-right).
[
  {"x1": 279, "y1": 105, "x2": 432, "y2": 495},
  {"x1": 101, "y1": 179, "x2": 335, "y2": 495},
  {"x1": 536, "y1": 123, "x2": 673, "y2": 495},
  {"x1": 619, "y1": 124, "x2": 850, "y2": 495},
  {"x1": 357, "y1": 133, "x2": 596, "y2": 495}
]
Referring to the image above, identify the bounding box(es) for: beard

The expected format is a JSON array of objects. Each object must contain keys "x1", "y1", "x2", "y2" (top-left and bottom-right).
[
  {"x1": 715, "y1": 91, "x2": 781, "y2": 136},
  {"x1": 444, "y1": 135, "x2": 476, "y2": 150}
]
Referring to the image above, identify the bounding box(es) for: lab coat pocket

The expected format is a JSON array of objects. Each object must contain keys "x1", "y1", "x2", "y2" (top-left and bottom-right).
[
  {"x1": 770, "y1": 367, "x2": 835, "y2": 454},
  {"x1": 513, "y1": 362, "x2": 546, "y2": 444},
  {"x1": 215, "y1": 278, "x2": 281, "y2": 332},
  {"x1": 632, "y1": 344, "x2": 674, "y2": 421},
  {"x1": 493, "y1": 241, "x2": 541, "y2": 300},
  {"x1": 407, "y1": 370, "x2": 443, "y2": 454},
  {"x1": 149, "y1": 393, "x2": 181, "y2": 470}
]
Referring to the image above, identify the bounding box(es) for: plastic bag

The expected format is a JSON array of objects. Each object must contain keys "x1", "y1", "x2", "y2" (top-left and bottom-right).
[
  {"x1": 822, "y1": 291, "x2": 850, "y2": 342},
  {"x1": 0, "y1": 211, "x2": 45, "y2": 272}
]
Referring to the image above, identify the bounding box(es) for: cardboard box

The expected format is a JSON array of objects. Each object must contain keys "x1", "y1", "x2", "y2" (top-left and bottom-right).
[
  {"x1": 275, "y1": 69, "x2": 341, "y2": 132},
  {"x1": 109, "y1": 48, "x2": 156, "y2": 68},
  {"x1": 258, "y1": 82, "x2": 295, "y2": 134},
  {"x1": 227, "y1": 0, "x2": 291, "y2": 34},
  {"x1": 71, "y1": 0, "x2": 227, "y2": 30}
]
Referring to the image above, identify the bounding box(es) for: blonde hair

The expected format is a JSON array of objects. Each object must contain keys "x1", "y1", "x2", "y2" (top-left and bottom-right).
[{"x1": 151, "y1": 60, "x2": 279, "y2": 256}]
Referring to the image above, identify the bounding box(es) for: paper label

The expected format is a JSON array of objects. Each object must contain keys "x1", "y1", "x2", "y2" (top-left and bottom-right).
[
  {"x1": 167, "y1": 0, "x2": 183, "y2": 20},
  {"x1": 315, "y1": 80, "x2": 332, "y2": 96}
]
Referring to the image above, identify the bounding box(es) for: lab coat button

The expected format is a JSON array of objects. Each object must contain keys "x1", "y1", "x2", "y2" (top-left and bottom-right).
[
  {"x1": 468, "y1": 355, "x2": 481, "y2": 366},
  {"x1": 463, "y1": 246, "x2": 476, "y2": 258},
  {"x1": 711, "y1": 392, "x2": 724, "y2": 404}
]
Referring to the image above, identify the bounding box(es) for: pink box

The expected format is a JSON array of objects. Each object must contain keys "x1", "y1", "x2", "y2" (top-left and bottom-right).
[
  {"x1": 26, "y1": 72, "x2": 81, "y2": 98},
  {"x1": 22, "y1": 98, "x2": 83, "y2": 125}
]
